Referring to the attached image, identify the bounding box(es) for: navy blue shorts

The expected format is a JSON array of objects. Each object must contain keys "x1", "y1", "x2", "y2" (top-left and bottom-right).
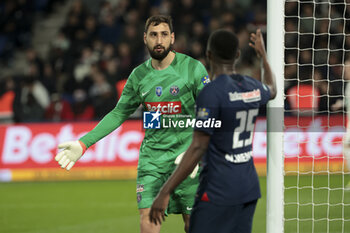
[{"x1": 189, "y1": 199, "x2": 258, "y2": 233}]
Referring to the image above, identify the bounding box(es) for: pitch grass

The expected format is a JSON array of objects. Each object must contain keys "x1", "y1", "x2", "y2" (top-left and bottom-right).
[{"x1": 1, "y1": 175, "x2": 349, "y2": 233}]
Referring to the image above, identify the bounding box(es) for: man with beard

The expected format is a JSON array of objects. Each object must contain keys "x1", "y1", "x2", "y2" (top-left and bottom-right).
[{"x1": 54, "y1": 15, "x2": 208, "y2": 233}]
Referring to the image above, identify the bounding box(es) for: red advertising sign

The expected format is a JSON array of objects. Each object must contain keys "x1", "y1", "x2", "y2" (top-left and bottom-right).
[
  {"x1": 0, "y1": 115, "x2": 347, "y2": 181},
  {"x1": 0, "y1": 120, "x2": 144, "y2": 169},
  {"x1": 253, "y1": 115, "x2": 346, "y2": 161}
]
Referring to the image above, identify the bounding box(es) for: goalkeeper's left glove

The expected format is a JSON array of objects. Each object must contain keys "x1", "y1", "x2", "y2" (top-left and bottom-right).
[
  {"x1": 174, "y1": 152, "x2": 199, "y2": 179},
  {"x1": 55, "y1": 141, "x2": 86, "y2": 171}
]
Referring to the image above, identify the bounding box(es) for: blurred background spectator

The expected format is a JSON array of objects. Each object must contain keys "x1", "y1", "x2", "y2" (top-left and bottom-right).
[
  {"x1": 284, "y1": 1, "x2": 349, "y2": 115},
  {"x1": 0, "y1": 0, "x2": 348, "y2": 122}
]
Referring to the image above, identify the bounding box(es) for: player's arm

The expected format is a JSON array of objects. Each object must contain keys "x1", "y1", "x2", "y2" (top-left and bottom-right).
[
  {"x1": 249, "y1": 28, "x2": 276, "y2": 100},
  {"x1": 150, "y1": 83, "x2": 217, "y2": 225},
  {"x1": 55, "y1": 73, "x2": 141, "y2": 170},
  {"x1": 149, "y1": 130, "x2": 210, "y2": 225}
]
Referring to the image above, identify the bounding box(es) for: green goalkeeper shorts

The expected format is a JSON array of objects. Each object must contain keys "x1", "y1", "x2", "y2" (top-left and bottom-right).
[{"x1": 136, "y1": 169, "x2": 199, "y2": 215}]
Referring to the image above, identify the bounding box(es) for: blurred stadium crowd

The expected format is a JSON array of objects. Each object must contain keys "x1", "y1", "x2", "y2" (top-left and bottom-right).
[
  {"x1": 284, "y1": 1, "x2": 350, "y2": 115},
  {"x1": 0, "y1": 0, "x2": 349, "y2": 123}
]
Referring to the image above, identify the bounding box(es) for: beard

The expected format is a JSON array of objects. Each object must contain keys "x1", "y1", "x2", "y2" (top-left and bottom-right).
[{"x1": 147, "y1": 43, "x2": 173, "y2": 61}]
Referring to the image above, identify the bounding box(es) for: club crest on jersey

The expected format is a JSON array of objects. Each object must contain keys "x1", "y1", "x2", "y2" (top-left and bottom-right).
[
  {"x1": 136, "y1": 184, "x2": 144, "y2": 193},
  {"x1": 201, "y1": 76, "x2": 210, "y2": 85},
  {"x1": 197, "y1": 108, "x2": 210, "y2": 120},
  {"x1": 170, "y1": 85, "x2": 179, "y2": 96},
  {"x1": 155, "y1": 86, "x2": 162, "y2": 97}
]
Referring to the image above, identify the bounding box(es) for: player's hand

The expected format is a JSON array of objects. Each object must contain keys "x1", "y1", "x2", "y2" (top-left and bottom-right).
[
  {"x1": 249, "y1": 28, "x2": 267, "y2": 59},
  {"x1": 175, "y1": 152, "x2": 199, "y2": 179},
  {"x1": 55, "y1": 141, "x2": 86, "y2": 171},
  {"x1": 149, "y1": 192, "x2": 170, "y2": 225}
]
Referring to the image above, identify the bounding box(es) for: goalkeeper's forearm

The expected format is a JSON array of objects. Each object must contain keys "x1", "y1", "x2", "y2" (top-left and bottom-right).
[
  {"x1": 79, "y1": 108, "x2": 130, "y2": 148},
  {"x1": 159, "y1": 131, "x2": 210, "y2": 195}
]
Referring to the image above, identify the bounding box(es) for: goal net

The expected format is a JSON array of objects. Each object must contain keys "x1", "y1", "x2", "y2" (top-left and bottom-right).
[{"x1": 282, "y1": 0, "x2": 350, "y2": 232}]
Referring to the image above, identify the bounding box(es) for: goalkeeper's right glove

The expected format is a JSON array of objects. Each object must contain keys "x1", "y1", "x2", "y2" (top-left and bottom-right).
[
  {"x1": 55, "y1": 141, "x2": 86, "y2": 171},
  {"x1": 174, "y1": 152, "x2": 199, "y2": 179}
]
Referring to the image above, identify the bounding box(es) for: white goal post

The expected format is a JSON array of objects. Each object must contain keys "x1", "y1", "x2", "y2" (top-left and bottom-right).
[{"x1": 266, "y1": 0, "x2": 285, "y2": 232}]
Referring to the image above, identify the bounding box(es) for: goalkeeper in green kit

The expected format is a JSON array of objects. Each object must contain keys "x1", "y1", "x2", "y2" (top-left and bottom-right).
[{"x1": 54, "y1": 15, "x2": 208, "y2": 233}]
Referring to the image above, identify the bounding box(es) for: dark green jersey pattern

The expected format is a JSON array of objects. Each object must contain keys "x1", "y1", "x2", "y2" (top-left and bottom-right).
[{"x1": 80, "y1": 52, "x2": 208, "y2": 173}]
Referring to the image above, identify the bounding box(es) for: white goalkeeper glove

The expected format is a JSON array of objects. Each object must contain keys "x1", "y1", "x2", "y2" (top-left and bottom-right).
[
  {"x1": 174, "y1": 152, "x2": 199, "y2": 179},
  {"x1": 55, "y1": 141, "x2": 86, "y2": 171}
]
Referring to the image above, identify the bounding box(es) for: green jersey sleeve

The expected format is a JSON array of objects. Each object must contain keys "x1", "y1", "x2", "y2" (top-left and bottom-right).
[
  {"x1": 193, "y1": 61, "x2": 209, "y2": 98},
  {"x1": 79, "y1": 71, "x2": 141, "y2": 148}
]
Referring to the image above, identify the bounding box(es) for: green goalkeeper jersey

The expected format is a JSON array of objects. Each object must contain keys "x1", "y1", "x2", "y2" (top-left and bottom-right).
[{"x1": 80, "y1": 52, "x2": 208, "y2": 173}]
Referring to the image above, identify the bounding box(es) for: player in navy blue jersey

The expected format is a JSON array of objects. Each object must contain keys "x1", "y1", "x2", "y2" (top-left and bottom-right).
[{"x1": 149, "y1": 28, "x2": 276, "y2": 233}]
